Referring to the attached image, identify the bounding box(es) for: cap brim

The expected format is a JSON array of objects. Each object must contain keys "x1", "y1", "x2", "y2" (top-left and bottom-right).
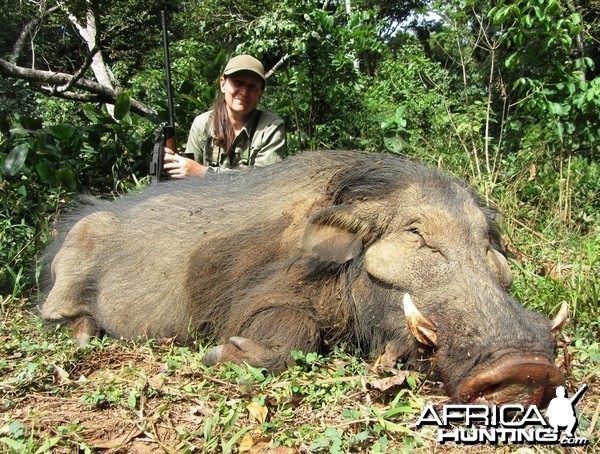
[{"x1": 223, "y1": 68, "x2": 265, "y2": 82}]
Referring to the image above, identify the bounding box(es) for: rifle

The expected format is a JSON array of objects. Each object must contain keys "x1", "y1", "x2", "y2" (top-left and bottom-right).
[{"x1": 150, "y1": 10, "x2": 191, "y2": 184}]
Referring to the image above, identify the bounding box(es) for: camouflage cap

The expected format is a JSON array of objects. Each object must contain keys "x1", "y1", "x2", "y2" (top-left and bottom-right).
[{"x1": 223, "y1": 55, "x2": 266, "y2": 83}]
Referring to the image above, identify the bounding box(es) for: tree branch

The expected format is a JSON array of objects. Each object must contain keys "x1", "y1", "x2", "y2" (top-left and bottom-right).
[
  {"x1": 10, "y1": 5, "x2": 60, "y2": 64},
  {"x1": 55, "y1": 45, "x2": 100, "y2": 93},
  {"x1": 265, "y1": 54, "x2": 289, "y2": 79},
  {"x1": 57, "y1": 0, "x2": 119, "y2": 114},
  {"x1": 0, "y1": 57, "x2": 157, "y2": 120},
  {"x1": 41, "y1": 88, "x2": 101, "y2": 102}
]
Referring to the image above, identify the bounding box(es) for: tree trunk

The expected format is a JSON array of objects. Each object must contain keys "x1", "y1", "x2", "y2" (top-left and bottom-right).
[{"x1": 62, "y1": 3, "x2": 117, "y2": 117}]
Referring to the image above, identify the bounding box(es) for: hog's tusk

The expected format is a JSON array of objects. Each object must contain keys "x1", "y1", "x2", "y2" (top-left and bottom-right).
[
  {"x1": 403, "y1": 293, "x2": 437, "y2": 347},
  {"x1": 551, "y1": 300, "x2": 569, "y2": 333}
]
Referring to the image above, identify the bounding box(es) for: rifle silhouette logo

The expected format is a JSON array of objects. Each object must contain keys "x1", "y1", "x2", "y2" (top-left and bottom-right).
[{"x1": 546, "y1": 384, "x2": 588, "y2": 438}]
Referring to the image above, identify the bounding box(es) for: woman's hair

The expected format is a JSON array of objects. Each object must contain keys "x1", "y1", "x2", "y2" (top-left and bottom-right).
[{"x1": 212, "y1": 92, "x2": 234, "y2": 153}]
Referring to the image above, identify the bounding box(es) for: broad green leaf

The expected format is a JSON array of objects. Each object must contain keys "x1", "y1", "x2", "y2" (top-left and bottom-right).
[
  {"x1": 0, "y1": 438, "x2": 26, "y2": 451},
  {"x1": 2, "y1": 143, "x2": 29, "y2": 176},
  {"x1": 51, "y1": 124, "x2": 74, "y2": 140},
  {"x1": 505, "y1": 52, "x2": 518, "y2": 68},
  {"x1": 55, "y1": 168, "x2": 77, "y2": 191},
  {"x1": 342, "y1": 409, "x2": 363, "y2": 419},
  {"x1": 34, "y1": 437, "x2": 61, "y2": 454},
  {"x1": 82, "y1": 104, "x2": 100, "y2": 123},
  {"x1": 35, "y1": 161, "x2": 55, "y2": 181},
  {"x1": 114, "y1": 92, "x2": 131, "y2": 120},
  {"x1": 128, "y1": 391, "x2": 138, "y2": 409},
  {"x1": 548, "y1": 102, "x2": 564, "y2": 115}
]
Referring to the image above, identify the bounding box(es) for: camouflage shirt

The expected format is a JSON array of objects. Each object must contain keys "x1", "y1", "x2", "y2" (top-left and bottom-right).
[{"x1": 184, "y1": 109, "x2": 286, "y2": 171}]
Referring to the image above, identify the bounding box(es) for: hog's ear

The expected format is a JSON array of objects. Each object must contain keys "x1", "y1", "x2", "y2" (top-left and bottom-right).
[
  {"x1": 487, "y1": 248, "x2": 513, "y2": 289},
  {"x1": 482, "y1": 208, "x2": 513, "y2": 288},
  {"x1": 302, "y1": 205, "x2": 370, "y2": 264},
  {"x1": 551, "y1": 300, "x2": 569, "y2": 340}
]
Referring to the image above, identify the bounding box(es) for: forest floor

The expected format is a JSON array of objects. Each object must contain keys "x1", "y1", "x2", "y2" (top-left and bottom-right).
[{"x1": 1, "y1": 298, "x2": 598, "y2": 453}]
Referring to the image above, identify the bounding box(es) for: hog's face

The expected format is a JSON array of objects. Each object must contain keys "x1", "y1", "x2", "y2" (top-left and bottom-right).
[{"x1": 304, "y1": 179, "x2": 565, "y2": 406}]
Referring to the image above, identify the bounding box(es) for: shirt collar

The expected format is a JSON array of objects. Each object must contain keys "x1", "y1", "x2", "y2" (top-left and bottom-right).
[{"x1": 240, "y1": 109, "x2": 260, "y2": 137}]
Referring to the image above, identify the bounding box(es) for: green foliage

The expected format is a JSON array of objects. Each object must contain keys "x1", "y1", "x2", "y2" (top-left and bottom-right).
[
  {"x1": 362, "y1": 42, "x2": 459, "y2": 161},
  {"x1": 489, "y1": 0, "x2": 599, "y2": 157},
  {"x1": 125, "y1": 37, "x2": 221, "y2": 143},
  {"x1": 0, "y1": 105, "x2": 154, "y2": 295},
  {"x1": 233, "y1": 0, "x2": 384, "y2": 150}
]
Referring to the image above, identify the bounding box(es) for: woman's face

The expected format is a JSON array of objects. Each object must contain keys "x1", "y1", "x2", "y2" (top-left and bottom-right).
[{"x1": 220, "y1": 71, "x2": 264, "y2": 118}]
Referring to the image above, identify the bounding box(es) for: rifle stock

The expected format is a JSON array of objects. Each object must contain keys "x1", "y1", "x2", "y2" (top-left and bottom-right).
[{"x1": 164, "y1": 125, "x2": 176, "y2": 152}]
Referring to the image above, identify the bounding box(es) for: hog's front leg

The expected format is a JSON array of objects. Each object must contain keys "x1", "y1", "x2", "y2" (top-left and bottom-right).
[{"x1": 202, "y1": 308, "x2": 320, "y2": 371}]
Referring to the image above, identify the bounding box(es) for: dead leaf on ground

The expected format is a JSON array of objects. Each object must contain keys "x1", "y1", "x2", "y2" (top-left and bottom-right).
[
  {"x1": 238, "y1": 433, "x2": 257, "y2": 452},
  {"x1": 239, "y1": 434, "x2": 273, "y2": 453},
  {"x1": 147, "y1": 373, "x2": 166, "y2": 391},
  {"x1": 369, "y1": 371, "x2": 410, "y2": 392},
  {"x1": 264, "y1": 447, "x2": 298, "y2": 454},
  {"x1": 239, "y1": 434, "x2": 297, "y2": 454},
  {"x1": 374, "y1": 343, "x2": 402, "y2": 373},
  {"x1": 247, "y1": 401, "x2": 268, "y2": 424},
  {"x1": 87, "y1": 426, "x2": 143, "y2": 449}
]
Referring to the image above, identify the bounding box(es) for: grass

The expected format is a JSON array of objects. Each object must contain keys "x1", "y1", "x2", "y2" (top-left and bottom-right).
[
  {"x1": 0, "y1": 311, "x2": 437, "y2": 453},
  {"x1": 0, "y1": 236, "x2": 598, "y2": 453}
]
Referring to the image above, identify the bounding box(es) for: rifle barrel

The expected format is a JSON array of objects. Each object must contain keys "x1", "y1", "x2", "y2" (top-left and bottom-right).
[{"x1": 161, "y1": 10, "x2": 176, "y2": 133}]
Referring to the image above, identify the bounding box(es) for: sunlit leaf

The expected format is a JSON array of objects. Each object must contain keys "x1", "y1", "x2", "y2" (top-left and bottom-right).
[
  {"x1": 369, "y1": 371, "x2": 410, "y2": 392},
  {"x1": 246, "y1": 401, "x2": 268, "y2": 423},
  {"x1": 238, "y1": 433, "x2": 255, "y2": 452},
  {"x1": 2, "y1": 143, "x2": 29, "y2": 176}
]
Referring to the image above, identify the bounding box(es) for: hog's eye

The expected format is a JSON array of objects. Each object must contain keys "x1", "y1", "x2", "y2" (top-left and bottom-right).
[
  {"x1": 407, "y1": 226, "x2": 426, "y2": 247},
  {"x1": 408, "y1": 226, "x2": 421, "y2": 236},
  {"x1": 407, "y1": 226, "x2": 444, "y2": 256}
]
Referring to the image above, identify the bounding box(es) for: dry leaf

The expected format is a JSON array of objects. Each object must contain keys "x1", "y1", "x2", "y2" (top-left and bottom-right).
[
  {"x1": 374, "y1": 343, "x2": 402, "y2": 373},
  {"x1": 370, "y1": 371, "x2": 410, "y2": 392},
  {"x1": 54, "y1": 365, "x2": 71, "y2": 384},
  {"x1": 247, "y1": 401, "x2": 268, "y2": 423},
  {"x1": 528, "y1": 164, "x2": 537, "y2": 181},
  {"x1": 238, "y1": 433, "x2": 256, "y2": 452},
  {"x1": 88, "y1": 426, "x2": 143, "y2": 449},
  {"x1": 147, "y1": 373, "x2": 166, "y2": 391},
  {"x1": 265, "y1": 447, "x2": 297, "y2": 454},
  {"x1": 239, "y1": 434, "x2": 276, "y2": 453}
]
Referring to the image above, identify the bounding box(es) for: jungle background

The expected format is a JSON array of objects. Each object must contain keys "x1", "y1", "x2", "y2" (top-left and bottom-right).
[{"x1": 0, "y1": 0, "x2": 598, "y2": 452}]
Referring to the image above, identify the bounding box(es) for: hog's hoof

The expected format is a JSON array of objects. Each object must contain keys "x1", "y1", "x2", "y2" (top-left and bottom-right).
[
  {"x1": 201, "y1": 336, "x2": 264, "y2": 367},
  {"x1": 67, "y1": 316, "x2": 100, "y2": 347},
  {"x1": 202, "y1": 345, "x2": 224, "y2": 366}
]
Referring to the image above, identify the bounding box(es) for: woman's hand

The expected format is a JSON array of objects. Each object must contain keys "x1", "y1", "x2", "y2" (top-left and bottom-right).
[{"x1": 163, "y1": 147, "x2": 208, "y2": 178}]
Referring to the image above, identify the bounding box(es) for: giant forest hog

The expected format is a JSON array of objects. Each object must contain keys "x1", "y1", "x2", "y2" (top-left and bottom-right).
[{"x1": 41, "y1": 150, "x2": 566, "y2": 406}]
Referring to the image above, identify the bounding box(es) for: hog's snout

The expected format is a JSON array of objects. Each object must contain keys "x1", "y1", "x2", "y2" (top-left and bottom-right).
[{"x1": 457, "y1": 355, "x2": 565, "y2": 407}]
